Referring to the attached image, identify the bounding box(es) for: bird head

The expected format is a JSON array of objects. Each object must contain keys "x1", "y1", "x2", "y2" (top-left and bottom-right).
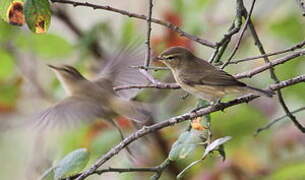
[
  {"x1": 154, "y1": 46, "x2": 194, "y2": 69},
  {"x1": 48, "y1": 64, "x2": 84, "y2": 81},
  {"x1": 48, "y1": 64, "x2": 85, "y2": 95}
]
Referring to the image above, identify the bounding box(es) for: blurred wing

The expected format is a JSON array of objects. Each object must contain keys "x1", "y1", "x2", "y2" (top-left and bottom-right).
[
  {"x1": 95, "y1": 41, "x2": 149, "y2": 99},
  {"x1": 31, "y1": 96, "x2": 104, "y2": 130},
  {"x1": 110, "y1": 97, "x2": 152, "y2": 125}
]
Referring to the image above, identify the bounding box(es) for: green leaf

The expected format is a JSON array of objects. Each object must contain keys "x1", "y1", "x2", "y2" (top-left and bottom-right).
[
  {"x1": 203, "y1": 136, "x2": 232, "y2": 157},
  {"x1": 0, "y1": 49, "x2": 14, "y2": 80},
  {"x1": 16, "y1": 33, "x2": 73, "y2": 59},
  {"x1": 54, "y1": 148, "x2": 90, "y2": 179},
  {"x1": 39, "y1": 167, "x2": 55, "y2": 180},
  {"x1": 168, "y1": 130, "x2": 202, "y2": 161},
  {"x1": 24, "y1": 0, "x2": 51, "y2": 33}
]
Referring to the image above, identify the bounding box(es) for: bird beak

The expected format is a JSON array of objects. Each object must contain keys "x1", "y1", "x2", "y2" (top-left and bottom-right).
[
  {"x1": 47, "y1": 64, "x2": 63, "y2": 71},
  {"x1": 153, "y1": 56, "x2": 165, "y2": 61}
]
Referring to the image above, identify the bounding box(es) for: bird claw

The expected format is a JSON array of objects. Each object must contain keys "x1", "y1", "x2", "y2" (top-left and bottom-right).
[{"x1": 215, "y1": 102, "x2": 226, "y2": 112}]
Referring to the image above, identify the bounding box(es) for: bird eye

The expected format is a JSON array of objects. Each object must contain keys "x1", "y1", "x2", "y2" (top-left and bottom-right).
[{"x1": 166, "y1": 56, "x2": 175, "y2": 60}]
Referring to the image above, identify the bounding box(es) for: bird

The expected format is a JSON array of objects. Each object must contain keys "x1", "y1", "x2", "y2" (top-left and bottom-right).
[
  {"x1": 29, "y1": 45, "x2": 152, "y2": 146},
  {"x1": 155, "y1": 46, "x2": 274, "y2": 105}
]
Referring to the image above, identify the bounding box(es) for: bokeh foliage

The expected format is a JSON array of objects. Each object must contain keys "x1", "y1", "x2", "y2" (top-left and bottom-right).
[{"x1": 0, "y1": 0, "x2": 305, "y2": 179}]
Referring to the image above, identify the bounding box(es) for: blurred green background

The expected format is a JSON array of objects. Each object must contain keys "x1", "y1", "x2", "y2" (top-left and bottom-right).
[{"x1": 0, "y1": 0, "x2": 305, "y2": 179}]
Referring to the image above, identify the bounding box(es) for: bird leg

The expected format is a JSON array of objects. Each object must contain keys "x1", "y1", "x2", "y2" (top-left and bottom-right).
[
  {"x1": 212, "y1": 98, "x2": 226, "y2": 112},
  {"x1": 108, "y1": 119, "x2": 136, "y2": 160}
]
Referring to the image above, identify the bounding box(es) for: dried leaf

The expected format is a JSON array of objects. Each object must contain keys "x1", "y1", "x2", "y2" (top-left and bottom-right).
[{"x1": 24, "y1": 0, "x2": 51, "y2": 33}]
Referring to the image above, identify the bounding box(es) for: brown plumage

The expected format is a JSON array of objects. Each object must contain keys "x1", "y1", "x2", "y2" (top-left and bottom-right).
[
  {"x1": 31, "y1": 45, "x2": 151, "y2": 131},
  {"x1": 156, "y1": 46, "x2": 274, "y2": 104}
]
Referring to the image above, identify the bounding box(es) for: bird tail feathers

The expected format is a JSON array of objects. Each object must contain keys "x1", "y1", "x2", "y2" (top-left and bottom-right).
[{"x1": 246, "y1": 85, "x2": 275, "y2": 97}]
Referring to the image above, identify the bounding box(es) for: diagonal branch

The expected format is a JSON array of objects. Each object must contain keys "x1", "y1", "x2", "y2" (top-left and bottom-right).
[
  {"x1": 221, "y1": 0, "x2": 257, "y2": 68},
  {"x1": 75, "y1": 75, "x2": 305, "y2": 180},
  {"x1": 229, "y1": 39, "x2": 305, "y2": 64},
  {"x1": 50, "y1": 0, "x2": 216, "y2": 48},
  {"x1": 255, "y1": 106, "x2": 305, "y2": 135},
  {"x1": 243, "y1": 4, "x2": 305, "y2": 132}
]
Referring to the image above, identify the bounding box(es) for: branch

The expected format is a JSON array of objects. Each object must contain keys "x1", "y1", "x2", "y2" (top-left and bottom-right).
[
  {"x1": 209, "y1": 0, "x2": 243, "y2": 63},
  {"x1": 50, "y1": 0, "x2": 216, "y2": 48},
  {"x1": 229, "y1": 39, "x2": 305, "y2": 64},
  {"x1": 244, "y1": 6, "x2": 305, "y2": 133},
  {"x1": 76, "y1": 75, "x2": 305, "y2": 180},
  {"x1": 144, "y1": 0, "x2": 153, "y2": 67},
  {"x1": 130, "y1": 65, "x2": 169, "y2": 71},
  {"x1": 65, "y1": 159, "x2": 171, "y2": 180},
  {"x1": 255, "y1": 106, "x2": 305, "y2": 135},
  {"x1": 114, "y1": 83, "x2": 180, "y2": 91},
  {"x1": 234, "y1": 50, "x2": 305, "y2": 79},
  {"x1": 221, "y1": 0, "x2": 257, "y2": 68}
]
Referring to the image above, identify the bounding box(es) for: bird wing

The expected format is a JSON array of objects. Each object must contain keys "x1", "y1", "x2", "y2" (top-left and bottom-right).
[
  {"x1": 30, "y1": 96, "x2": 105, "y2": 130},
  {"x1": 179, "y1": 58, "x2": 246, "y2": 87},
  {"x1": 94, "y1": 41, "x2": 149, "y2": 99}
]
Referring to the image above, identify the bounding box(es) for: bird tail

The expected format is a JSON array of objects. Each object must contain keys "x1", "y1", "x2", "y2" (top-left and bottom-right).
[{"x1": 245, "y1": 85, "x2": 275, "y2": 97}]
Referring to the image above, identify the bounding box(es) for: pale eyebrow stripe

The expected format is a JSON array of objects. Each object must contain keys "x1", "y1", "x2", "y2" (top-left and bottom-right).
[{"x1": 163, "y1": 53, "x2": 180, "y2": 58}]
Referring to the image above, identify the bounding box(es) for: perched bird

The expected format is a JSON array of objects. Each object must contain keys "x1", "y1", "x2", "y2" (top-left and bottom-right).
[
  {"x1": 155, "y1": 46, "x2": 274, "y2": 104},
  {"x1": 31, "y1": 45, "x2": 151, "y2": 139}
]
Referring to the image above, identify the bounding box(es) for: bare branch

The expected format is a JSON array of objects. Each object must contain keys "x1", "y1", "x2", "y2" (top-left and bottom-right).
[
  {"x1": 221, "y1": 0, "x2": 257, "y2": 68},
  {"x1": 114, "y1": 83, "x2": 180, "y2": 91},
  {"x1": 144, "y1": 0, "x2": 153, "y2": 67},
  {"x1": 234, "y1": 50, "x2": 305, "y2": 79},
  {"x1": 255, "y1": 106, "x2": 305, "y2": 135},
  {"x1": 76, "y1": 74, "x2": 305, "y2": 180},
  {"x1": 50, "y1": 0, "x2": 216, "y2": 48},
  {"x1": 244, "y1": 7, "x2": 305, "y2": 132},
  {"x1": 229, "y1": 40, "x2": 305, "y2": 64},
  {"x1": 209, "y1": 0, "x2": 244, "y2": 63},
  {"x1": 130, "y1": 65, "x2": 169, "y2": 71}
]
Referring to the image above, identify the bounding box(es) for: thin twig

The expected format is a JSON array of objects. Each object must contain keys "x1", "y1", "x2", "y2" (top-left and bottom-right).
[
  {"x1": 50, "y1": 0, "x2": 216, "y2": 48},
  {"x1": 244, "y1": 6, "x2": 305, "y2": 132},
  {"x1": 221, "y1": 0, "x2": 257, "y2": 69},
  {"x1": 229, "y1": 40, "x2": 305, "y2": 64},
  {"x1": 144, "y1": 0, "x2": 153, "y2": 67},
  {"x1": 234, "y1": 50, "x2": 305, "y2": 79},
  {"x1": 210, "y1": 0, "x2": 243, "y2": 63},
  {"x1": 130, "y1": 65, "x2": 169, "y2": 71},
  {"x1": 75, "y1": 75, "x2": 305, "y2": 180},
  {"x1": 114, "y1": 83, "x2": 180, "y2": 91},
  {"x1": 65, "y1": 166, "x2": 163, "y2": 180},
  {"x1": 255, "y1": 106, "x2": 305, "y2": 135}
]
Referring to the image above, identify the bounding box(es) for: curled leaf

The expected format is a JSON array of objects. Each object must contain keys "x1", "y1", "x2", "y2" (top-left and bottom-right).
[
  {"x1": 7, "y1": 1, "x2": 24, "y2": 26},
  {"x1": 24, "y1": 0, "x2": 51, "y2": 33},
  {"x1": 203, "y1": 136, "x2": 232, "y2": 157}
]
